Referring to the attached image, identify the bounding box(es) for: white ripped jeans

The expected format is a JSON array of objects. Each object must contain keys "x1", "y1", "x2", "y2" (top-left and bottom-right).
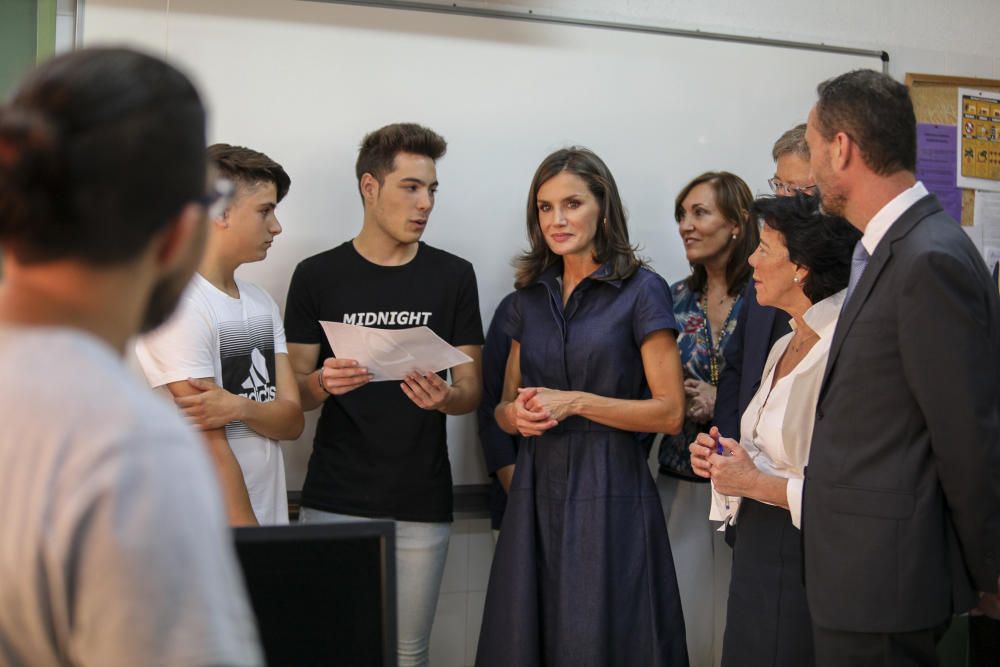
[{"x1": 298, "y1": 507, "x2": 451, "y2": 667}]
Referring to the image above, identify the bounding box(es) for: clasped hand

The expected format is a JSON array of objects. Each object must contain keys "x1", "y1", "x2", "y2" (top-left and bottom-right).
[
  {"x1": 684, "y1": 379, "x2": 716, "y2": 423},
  {"x1": 689, "y1": 425, "x2": 759, "y2": 496},
  {"x1": 511, "y1": 387, "x2": 577, "y2": 437}
]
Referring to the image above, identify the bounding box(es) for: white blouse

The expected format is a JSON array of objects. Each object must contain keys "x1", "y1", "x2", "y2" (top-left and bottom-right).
[{"x1": 710, "y1": 289, "x2": 845, "y2": 529}]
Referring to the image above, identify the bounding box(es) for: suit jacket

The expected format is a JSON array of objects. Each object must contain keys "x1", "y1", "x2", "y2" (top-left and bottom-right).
[
  {"x1": 803, "y1": 194, "x2": 1000, "y2": 632},
  {"x1": 715, "y1": 280, "x2": 791, "y2": 440}
]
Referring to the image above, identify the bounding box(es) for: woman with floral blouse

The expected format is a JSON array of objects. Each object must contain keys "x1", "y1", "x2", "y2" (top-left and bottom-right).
[{"x1": 657, "y1": 171, "x2": 757, "y2": 666}]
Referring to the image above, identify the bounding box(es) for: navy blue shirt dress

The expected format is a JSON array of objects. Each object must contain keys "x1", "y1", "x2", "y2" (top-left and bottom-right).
[{"x1": 476, "y1": 263, "x2": 689, "y2": 667}]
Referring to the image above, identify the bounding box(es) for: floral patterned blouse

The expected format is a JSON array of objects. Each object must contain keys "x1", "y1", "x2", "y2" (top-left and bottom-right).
[{"x1": 657, "y1": 277, "x2": 743, "y2": 480}]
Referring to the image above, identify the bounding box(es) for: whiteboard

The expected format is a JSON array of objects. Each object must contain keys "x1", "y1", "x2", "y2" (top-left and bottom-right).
[{"x1": 82, "y1": 0, "x2": 881, "y2": 487}]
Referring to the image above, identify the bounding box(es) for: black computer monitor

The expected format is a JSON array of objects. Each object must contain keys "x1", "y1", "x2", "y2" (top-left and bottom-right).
[{"x1": 233, "y1": 521, "x2": 397, "y2": 667}]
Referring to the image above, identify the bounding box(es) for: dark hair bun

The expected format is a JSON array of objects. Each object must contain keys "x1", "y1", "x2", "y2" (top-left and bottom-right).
[{"x1": 0, "y1": 107, "x2": 62, "y2": 242}]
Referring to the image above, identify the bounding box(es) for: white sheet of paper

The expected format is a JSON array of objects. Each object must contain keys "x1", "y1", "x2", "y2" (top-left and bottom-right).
[
  {"x1": 985, "y1": 245, "x2": 1000, "y2": 271},
  {"x1": 320, "y1": 321, "x2": 474, "y2": 382},
  {"x1": 974, "y1": 190, "x2": 1000, "y2": 269}
]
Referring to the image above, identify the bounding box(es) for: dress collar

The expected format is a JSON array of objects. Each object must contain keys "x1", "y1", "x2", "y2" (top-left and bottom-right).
[{"x1": 535, "y1": 260, "x2": 624, "y2": 289}]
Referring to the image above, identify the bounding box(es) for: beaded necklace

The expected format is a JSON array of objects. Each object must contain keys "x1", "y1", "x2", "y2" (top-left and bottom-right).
[{"x1": 698, "y1": 290, "x2": 737, "y2": 386}]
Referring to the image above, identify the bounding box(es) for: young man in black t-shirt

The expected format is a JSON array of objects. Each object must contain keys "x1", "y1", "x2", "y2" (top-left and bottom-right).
[{"x1": 284, "y1": 123, "x2": 483, "y2": 667}]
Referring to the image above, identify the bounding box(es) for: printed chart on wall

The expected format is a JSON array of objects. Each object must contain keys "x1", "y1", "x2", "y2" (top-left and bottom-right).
[
  {"x1": 975, "y1": 190, "x2": 1000, "y2": 273},
  {"x1": 958, "y1": 88, "x2": 1000, "y2": 192}
]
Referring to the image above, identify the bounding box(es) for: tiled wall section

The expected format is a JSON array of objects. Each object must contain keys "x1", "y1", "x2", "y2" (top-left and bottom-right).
[{"x1": 430, "y1": 518, "x2": 494, "y2": 667}]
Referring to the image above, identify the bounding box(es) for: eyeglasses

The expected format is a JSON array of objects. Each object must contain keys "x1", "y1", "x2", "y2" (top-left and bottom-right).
[
  {"x1": 198, "y1": 177, "x2": 235, "y2": 219},
  {"x1": 767, "y1": 177, "x2": 817, "y2": 196}
]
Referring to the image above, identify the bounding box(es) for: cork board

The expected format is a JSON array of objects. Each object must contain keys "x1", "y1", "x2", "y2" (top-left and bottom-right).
[{"x1": 906, "y1": 73, "x2": 1000, "y2": 225}]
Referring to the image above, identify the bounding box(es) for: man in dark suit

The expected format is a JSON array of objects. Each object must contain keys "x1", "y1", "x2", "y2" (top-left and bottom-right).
[
  {"x1": 714, "y1": 123, "x2": 814, "y2": 441},
  {"x1": 802, "y1": 69, "x2": 1000, "y2": 666}
]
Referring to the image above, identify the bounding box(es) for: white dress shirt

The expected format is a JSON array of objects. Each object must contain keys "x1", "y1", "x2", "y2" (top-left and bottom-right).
[
  {"x1": 860, "y1": 181, "x2": 928, "y2": 255},
  {"x1": 710, "y1": 289, "x2": 846, "y2": 529}
]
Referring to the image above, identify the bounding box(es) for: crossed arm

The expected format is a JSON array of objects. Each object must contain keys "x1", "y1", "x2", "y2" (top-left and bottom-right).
[{"x1": 164, "y1": 353, "x2": 304, "y2": 526}]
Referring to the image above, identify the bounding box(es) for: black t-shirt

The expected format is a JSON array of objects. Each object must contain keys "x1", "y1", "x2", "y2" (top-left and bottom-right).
[{"x1": 284, "y1": 241, "x2": 484, "y2": 522}]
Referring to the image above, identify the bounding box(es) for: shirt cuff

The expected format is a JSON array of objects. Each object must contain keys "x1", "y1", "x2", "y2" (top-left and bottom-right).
[
  {"x1": 787, "y1": 477, "x2": 804, "y2": 529},
  {"x1": 709, "y1": 482, "x2": 740, "y2": 529}
]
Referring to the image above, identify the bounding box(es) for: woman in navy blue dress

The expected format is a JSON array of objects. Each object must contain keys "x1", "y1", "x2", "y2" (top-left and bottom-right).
[{"x1": 476, "y1": 147, "x2": 689, "y2": 667}]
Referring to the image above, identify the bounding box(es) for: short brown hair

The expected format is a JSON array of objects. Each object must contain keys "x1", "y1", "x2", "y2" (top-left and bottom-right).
[
  {"x1": 355, "y1": 123, "x2": 446, "y2": 202},
  {"x1": 674, "y1": 171, "x2": 758, "y2": 297},
  {"x1": 772, "y1": 123, "x2": 809, "y2": 162},
  {"x1": 814, "y1": 69, "x2": 916, "y2": 175},
  {"x1": 207, "y1": 143, "x2": 290, "y2": 202}
]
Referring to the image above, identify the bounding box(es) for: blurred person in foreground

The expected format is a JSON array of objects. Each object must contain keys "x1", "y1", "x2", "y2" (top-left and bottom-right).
[{"x1": 0, "y1": 48, "x2": 261, "y2": 667}]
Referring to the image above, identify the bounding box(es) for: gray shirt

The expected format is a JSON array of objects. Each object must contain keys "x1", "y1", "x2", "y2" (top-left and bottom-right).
[{"x1": 0, "y1": 327, "x2": 262, "y2": 667}]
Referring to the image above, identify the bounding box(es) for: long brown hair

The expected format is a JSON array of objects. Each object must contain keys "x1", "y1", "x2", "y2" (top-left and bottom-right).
[
  {"x1": 514, "y1": 147, "x2": 642, "y2": 289},
  {"x1": 674, "y1": 171, "x2": 757, "y2": 297}
]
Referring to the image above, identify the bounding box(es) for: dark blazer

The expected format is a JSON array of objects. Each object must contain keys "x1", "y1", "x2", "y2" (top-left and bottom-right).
[
  {"x1": 803, "y1": 194, "x2": 1000, "y2": 632},
  {"x1": 715, "y1": 280, "x2": 791, "y2": 440},
  {"x1": 477, "y1": 292, "x2": 518, "y2": 530}
]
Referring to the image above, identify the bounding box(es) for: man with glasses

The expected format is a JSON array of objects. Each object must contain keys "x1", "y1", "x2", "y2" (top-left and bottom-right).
[
  {"x1": 137, "y1": 144, "x2": 304, "y2": 526},
  {"x1": 0, "y1": 49, "x2": 261, "y2": 666},
  {"x1": 715, "y1": 123, "x2": 813, "y2": 441},
  {"x1": 766, "y1": 122, "x2": 817, "y2": 198}
]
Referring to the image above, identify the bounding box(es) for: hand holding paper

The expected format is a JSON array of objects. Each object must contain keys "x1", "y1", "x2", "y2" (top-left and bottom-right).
[
  {"x1": 318, "y1": 357, "x2": 373, "y2": 395},
  {"x1": 320, "y1": 321, "x2": 473, "y2": 382},
  {"x1": 401, "y1": 370, "x2": 453, "y2": 411}
]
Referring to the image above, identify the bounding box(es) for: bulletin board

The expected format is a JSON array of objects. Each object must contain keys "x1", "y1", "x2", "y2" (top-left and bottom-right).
[{"x1": 906, "y1": 73, "x2": 1000, "y2": 226}]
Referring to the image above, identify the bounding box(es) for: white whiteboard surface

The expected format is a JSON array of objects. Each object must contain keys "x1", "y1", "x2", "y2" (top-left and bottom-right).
[{"x1": 82, "y1": 0, "x2": 880, "y2": 487}]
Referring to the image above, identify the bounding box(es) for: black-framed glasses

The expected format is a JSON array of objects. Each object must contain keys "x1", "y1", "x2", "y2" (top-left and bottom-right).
[
  {"x1": 198, "y1": 177, "x2": 235, "y2": 219},
  {"x1": 767, "y1": 177, "x2": 817, "y2": 196}
]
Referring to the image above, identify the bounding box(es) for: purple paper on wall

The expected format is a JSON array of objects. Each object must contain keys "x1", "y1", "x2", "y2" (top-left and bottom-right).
[{"x1": 916, "y1": 123, "x2": 962, "y2": 221}]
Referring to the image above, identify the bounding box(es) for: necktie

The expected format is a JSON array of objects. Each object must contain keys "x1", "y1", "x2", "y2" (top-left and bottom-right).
[{"x1": 845, "y1": 240, "x2": 870, "y2": 305}]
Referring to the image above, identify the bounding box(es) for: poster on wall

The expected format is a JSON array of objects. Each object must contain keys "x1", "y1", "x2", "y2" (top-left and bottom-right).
[
  {"x1": 916, "y1": 123, "x2": 962, "y2": 221},
  {"x1": 957, "y1": 88, "x2": 1000, "y2": 192}
]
